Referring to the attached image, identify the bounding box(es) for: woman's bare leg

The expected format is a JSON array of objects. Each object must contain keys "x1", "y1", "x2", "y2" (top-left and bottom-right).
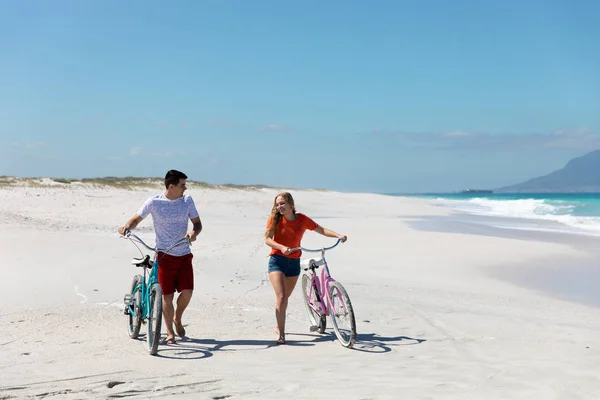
[{"x1": 269, "y1": 272, "x2": 299, "y2": 343}]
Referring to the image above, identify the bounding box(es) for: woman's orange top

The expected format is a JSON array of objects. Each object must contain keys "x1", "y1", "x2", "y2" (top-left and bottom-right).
[{"x1": 267, "y1": 213, "x2": 318, "y2": 258}]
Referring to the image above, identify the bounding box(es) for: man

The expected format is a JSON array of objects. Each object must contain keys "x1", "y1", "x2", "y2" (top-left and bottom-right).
[{"x1": 118, "y1": 170, "x2": 202, "y2": 344}]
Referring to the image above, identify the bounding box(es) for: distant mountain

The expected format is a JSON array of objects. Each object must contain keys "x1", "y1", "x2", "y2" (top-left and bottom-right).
[{"x1": 495, "y1": 149, "x2": 600, "y2": 193}]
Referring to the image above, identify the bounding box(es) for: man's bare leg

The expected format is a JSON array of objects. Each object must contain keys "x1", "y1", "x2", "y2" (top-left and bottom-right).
[
  {"x1": 162, "y1": 293, "x2": 176, "y2": 342},
  {"x1": 173, "y1": 289, "x2": 193, "y2": 337}
]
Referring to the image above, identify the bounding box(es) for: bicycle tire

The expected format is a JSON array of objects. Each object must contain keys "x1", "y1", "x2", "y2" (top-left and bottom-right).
[
  {"x1": 301, "y1": 274, "x2": 326, "y2": 333},
  {"x1": 328, "y1": 281, "x2": 356, "y2": 348},
  {"x1": 127, "y1": 275, "x2": 143, "y2": 339},
  {"x1": 147, "y1": 283, "x2": 163, "y2": 355}
]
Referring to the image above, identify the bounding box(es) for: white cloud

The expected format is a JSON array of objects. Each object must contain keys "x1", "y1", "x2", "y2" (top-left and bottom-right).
[
  {"x1": 543, "y1": 128, "x2": 600, "y2": 149},
  {"x1": 262, "y1": 124, "x2": 288, "y2": 132},
  {"x1": 372, "y1": 128, "x2": 600, "y2": 150},
  {"x1": 13, "y1": 141, "x2": 46, "y2": 148},
  {"x1": 443, "y1": 130, "x2": 472, "y2": 138},
  {"x1": 129, "y1": 146, "x2": 174, "y2": 158},
  {"x1": 150, "y1": 152, "x2": 174, "y2": 158},
  {"x1": 130, "y1": 146, "x2": 142, "y2": 156}
]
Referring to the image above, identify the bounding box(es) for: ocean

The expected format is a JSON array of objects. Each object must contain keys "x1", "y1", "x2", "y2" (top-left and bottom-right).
[
  {"x1": 395, "y1": 192, "x2": 600, "y2": 307},
  {"x1": 398, "y1": 192, "x2": 600, "y2": 237}
]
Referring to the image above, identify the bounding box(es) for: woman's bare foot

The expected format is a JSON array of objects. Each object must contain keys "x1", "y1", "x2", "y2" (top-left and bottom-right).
[{"x1": 276, "y1": 335, "x2": 285, "y2": 345}]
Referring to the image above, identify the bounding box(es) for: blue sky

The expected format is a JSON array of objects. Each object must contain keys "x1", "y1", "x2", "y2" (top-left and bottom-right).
[{"x1": 1, "y1": 0, "x2": 599, "y2": 193}]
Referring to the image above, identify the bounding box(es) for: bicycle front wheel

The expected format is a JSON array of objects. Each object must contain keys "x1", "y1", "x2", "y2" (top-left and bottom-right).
[
  {"x1": 301, "y1": 274, "x2": 326, "y2": 333},
  {"x1": 147, "y1": 283, "x2": 163, "y2": 355},
  {"x1": 127, "y1": 275, "x2": 142, "y2": 339},
  {"x1": 328, "y1": 281, "x2": 356, "y2": 348}
]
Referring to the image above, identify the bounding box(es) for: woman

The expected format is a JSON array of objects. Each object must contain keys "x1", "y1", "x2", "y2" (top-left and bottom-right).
[{"x1": 264, "y1": 192, "x2": 347, "y2": 344}]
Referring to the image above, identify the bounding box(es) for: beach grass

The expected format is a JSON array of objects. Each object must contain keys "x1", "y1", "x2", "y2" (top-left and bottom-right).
[{"x1": 0, "y1": 176, "x2": 274, "y2": 191}]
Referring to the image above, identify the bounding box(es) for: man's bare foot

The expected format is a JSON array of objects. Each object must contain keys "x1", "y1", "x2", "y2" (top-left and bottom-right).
[
  {"x1": 162, "y1": 335, "x2": 176, "y2": 345},
  {"x1": 174, "y1": 319, "x2": 186, "y2": 337}
]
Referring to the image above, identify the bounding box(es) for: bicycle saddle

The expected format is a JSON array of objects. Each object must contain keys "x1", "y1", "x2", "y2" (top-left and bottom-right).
[
  {"x1": 131, "y1": 254, "x2": 152, "y2": 267},
  {"x1": 301, "y1": 258, "x2": 325, "y2": 270}
]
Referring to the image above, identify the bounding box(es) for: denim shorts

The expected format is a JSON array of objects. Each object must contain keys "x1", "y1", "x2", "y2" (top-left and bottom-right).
[{"x1": 268, "y1": 254, "x2": 301, "y2": 277}]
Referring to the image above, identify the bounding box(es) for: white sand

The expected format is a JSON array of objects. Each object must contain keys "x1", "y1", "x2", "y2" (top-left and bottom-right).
[{"x1": 1, "y1": 182, "x2": 600, "y2": 399}]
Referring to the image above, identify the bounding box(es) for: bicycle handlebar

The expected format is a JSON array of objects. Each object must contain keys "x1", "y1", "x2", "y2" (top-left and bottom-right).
[
  {"x1": 121, "y1": 230, "x2": 191, "y2": 255},
  {"x1": 289, "y1": 238, "x2": 344, "y2": 253}
]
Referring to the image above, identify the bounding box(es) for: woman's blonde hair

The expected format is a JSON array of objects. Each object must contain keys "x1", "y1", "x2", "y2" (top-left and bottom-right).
[{"x1": 265, "y1": 192, "x2": 296, "y2": 238}]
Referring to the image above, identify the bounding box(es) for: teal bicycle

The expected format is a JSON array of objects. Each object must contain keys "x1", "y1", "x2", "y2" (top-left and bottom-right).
[{"x1": 121, "y1": 230, "x2": 190, "y2": 355}]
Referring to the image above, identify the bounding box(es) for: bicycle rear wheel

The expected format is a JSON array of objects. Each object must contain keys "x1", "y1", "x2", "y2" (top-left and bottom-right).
[
  {"x1": 127, "y1": 275, "x2": 142, "y2": 339},
  {"x1": 301, "y1": 274, "x2": 326, "y2": 333},
  {"x1": 147, "y1": 283, "x2": 163, "y2": 355},
  {"x1": 328, "y1": 281, "x2": 356, "y2": 348}
]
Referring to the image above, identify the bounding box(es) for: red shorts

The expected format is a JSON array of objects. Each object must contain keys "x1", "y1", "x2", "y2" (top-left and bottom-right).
[{"x1": 157, "y1": 252, "x2": 194, "y2": 296}]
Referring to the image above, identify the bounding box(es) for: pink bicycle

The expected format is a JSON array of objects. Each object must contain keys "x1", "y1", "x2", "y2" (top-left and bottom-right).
[{"x1": 293, "y1": 239, "x2": 356, "y2": 348}]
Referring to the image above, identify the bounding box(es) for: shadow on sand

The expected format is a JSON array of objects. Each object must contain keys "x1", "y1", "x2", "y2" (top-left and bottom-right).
[
  {"x1": 148, "y1": 334, "x2": 326, "y2": 359},
  {"x1": 142, "y1": 330, "x2": 426, "y2": 359},
  {"x1": 352, "y1": 332, "x2": 426, "y2": 353},
  {"x1": 292, "y1": 331, "x2": 426, "y2": 353}
]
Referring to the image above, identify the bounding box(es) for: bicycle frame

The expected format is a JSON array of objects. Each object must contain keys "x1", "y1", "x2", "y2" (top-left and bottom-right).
[
  {"x1": 305, "y1": 255, "x2": 336, "y2": 316},
  {"x1": 128, "y1": 258, "x2": 160, "y2": 320},
  {"x1": 298, "y1": 239, "x2": 346, "y2": 317}
]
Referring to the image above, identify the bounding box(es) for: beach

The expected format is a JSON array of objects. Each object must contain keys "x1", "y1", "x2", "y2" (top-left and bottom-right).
[{"x1": 1, "y1": 180, "x2": 600, "y2": 399}]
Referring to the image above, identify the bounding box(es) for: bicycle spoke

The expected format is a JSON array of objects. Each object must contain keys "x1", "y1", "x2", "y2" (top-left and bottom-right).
[{"x1": 328, "y1": 281, "x2": 356, "y2": 348}]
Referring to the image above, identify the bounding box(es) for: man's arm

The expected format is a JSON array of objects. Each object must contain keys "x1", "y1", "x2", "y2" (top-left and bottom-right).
[
  {"x1": 118, "y1": 214, "x2": 144, "y2": 235},
  {"x1": 187, "y1": 216, "x2": 202, "y2": 242}
]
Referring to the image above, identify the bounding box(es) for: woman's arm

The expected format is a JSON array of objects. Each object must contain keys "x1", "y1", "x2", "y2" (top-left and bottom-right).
[
  {"x1": 265, "y1": 236, "x2": 292, "y2": 255},
  {"x1": 314, "y1": 226, "x2": 347, "y2": 242}
]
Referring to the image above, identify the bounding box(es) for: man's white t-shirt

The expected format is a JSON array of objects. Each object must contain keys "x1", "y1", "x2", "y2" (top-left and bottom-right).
[{"x1": 137, "y1": 194, "x2": 199, "y2": 257}]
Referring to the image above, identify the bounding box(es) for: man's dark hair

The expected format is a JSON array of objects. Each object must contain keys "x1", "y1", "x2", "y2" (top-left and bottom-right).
[{"x1": 164, "y1": 170, "x2": 188, "y2": 189}]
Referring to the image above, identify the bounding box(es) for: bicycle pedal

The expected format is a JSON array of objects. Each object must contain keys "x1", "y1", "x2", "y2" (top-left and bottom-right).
[{"x1": 309, "y1": 325, "x2": 319, "y2": 332}]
